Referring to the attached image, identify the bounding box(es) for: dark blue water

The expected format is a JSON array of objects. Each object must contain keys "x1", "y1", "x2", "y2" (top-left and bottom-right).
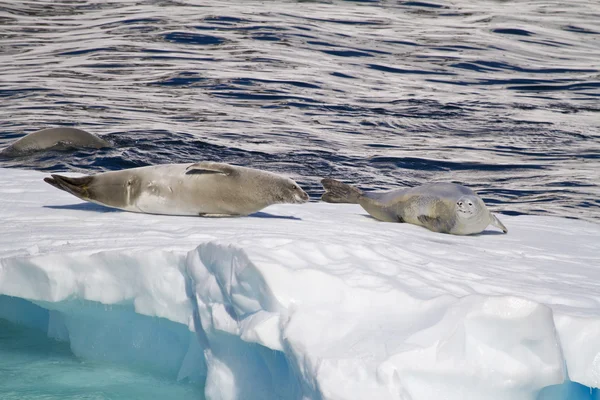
[{"x1": 0, "y1": 0, "x2": 599, "y2": 223}]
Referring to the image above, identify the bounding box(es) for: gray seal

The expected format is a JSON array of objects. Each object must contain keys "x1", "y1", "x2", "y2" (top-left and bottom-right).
[
  {"x1": 44, "y1": 162, "x2": 309, "y2": 216},
  {"x1": 321, "y1": 178, "x2": 507, "y2": 235},
  {"x1": 1, "y1": 127, "x2": 111, "y2": 156}
]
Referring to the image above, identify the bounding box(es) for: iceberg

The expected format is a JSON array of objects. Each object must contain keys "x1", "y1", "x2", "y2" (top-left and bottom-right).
[{"x1": 0, "y1": 167, "x2": 599, "y2": 400}]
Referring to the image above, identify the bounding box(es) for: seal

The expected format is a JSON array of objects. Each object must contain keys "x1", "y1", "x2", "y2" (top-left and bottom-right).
[
  {"x1": 0, "y1": 127, "x2": 111, "y2": 156},
  {"x1": 44, "y1": 162, "x2": 309, "y2": 216},
  {"x1": 321, "y1": 178, "x2": 507, "y2": 235}
]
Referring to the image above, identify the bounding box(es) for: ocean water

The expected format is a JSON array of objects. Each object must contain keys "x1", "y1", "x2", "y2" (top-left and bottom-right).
[
  {"x1": 0, "y1": 0, "x2": 599, "y2": 221},
  {"x1": 0, "y1": 0, "x2": 599, "y2": 397}
]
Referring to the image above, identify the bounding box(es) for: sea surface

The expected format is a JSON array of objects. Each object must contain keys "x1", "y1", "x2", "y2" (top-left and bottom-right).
[{"x1": 0, "y1": 0, "x2": 599, "y2": 221}]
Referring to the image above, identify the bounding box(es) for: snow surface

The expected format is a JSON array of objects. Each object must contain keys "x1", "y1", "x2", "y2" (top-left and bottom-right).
[{"x1": 0, "y1": 167, "x2": 599, "y2": 400}]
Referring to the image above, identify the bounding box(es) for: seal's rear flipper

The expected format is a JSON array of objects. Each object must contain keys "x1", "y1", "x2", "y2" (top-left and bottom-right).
[
  {"x1": 43, "y1": 176, "x2": 61, "y2": 190},
  {"x1": 321, "y1": 178, "x2": 363, "y2": 204},
  {"x1": 186, "y1": 162, "x2": 237, "y2": 176},
  {"x1": 491, "y1": 213, "x2": 508, "y2": 233},
  {"x1": 44, "y1": 174, "x2": 93, "y2": 200}
]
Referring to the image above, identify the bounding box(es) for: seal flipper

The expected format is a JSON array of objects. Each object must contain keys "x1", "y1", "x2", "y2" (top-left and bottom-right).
[
  {"x1": 417, "y1": 215, "x2": 453, "y2": 233},
  {"x1": 44, "y1": 174, "x2": 94, "y2": 200},
  {"x1": 199, "y1": 213, "x2": 240, "y2": 217},
  {"x1": 43, "y1": 176, "x2": 62, "y2": 191},
  {"x1": 490, "y1": 213, "x2": 508, "y2": 233},
  {"x1": 321, "y1": 178, "x2": 363, "y2": 204},
  {"x1": 186, "y1": 162, "x2": 237, "y2": 176}
]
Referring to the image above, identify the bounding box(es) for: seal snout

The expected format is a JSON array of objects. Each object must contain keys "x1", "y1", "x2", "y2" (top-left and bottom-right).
[
  {"x1": 456, "y1": 197, "x2": 477, "y2": 216},
  {"x1": 294, "y1": 189, "x2": 310, "y2": 204}
]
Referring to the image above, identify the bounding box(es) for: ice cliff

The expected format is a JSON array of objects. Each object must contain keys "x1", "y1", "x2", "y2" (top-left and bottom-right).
[{"x1": 1, "y1": 168, "x2": 599, "y2": 400}]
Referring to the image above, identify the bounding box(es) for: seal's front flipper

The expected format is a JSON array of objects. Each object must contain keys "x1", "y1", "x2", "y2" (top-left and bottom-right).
[
  {"x1": 490, "y1": 213, "x2": 508, "y2": 233},
  {"x1": 186, "y1": 162, "x2": 237, "y2": 176},
  {"x1": 198, "y1": 213, "x2": 240, "y2": 218},
  {"x1": 417, "y1": 214, "x2": 453, "y2": 234}
]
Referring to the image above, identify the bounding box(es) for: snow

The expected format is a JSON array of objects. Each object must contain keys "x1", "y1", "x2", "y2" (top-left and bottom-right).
[{"x1": 1, "y1": 167, "x2": 599, "y2": 400}]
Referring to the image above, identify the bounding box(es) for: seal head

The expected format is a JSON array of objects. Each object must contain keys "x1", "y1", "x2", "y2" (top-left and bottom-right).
[
  {"x1": 450, "y1": 194, "x2": 502, "y2": 235},
  {"x1": 268, "y1": 177, "x2": 309, "y2": 205}
]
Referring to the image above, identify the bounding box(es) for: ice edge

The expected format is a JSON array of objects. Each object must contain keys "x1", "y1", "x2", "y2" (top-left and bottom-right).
[{"x1": 1, "y1": 242, "x2": 598, "y2": 400}]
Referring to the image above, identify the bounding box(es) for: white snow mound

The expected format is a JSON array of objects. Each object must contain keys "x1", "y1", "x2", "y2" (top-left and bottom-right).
[{"x1": 1, "y1": 168, "x2": 599, "y2": 400}]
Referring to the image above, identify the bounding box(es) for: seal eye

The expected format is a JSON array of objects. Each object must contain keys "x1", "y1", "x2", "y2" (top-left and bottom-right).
[
  {"x1": 468, "y1": 201, "x2": 473, "y2": 206},
  {"x1": 291, "y1": 185, "x2": 297, "y2": 190}
]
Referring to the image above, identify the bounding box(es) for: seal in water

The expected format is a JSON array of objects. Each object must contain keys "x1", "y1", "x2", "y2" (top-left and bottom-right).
[
  {"x1": 1, "y1": 127, "x2": 111, "y2": 156},
  {"x1": 44, "y1": 162, "x2": 309, "y2": 216},
  {"x1": 321, "y1": 178, "x2": 507, "y2": 235}
]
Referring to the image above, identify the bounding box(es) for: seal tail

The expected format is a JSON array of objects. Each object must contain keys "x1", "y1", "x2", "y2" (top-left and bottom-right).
[
  {"x1": 44, "y1": 174, "x2": 93, "y2": 200},
  {"x1": 321, "y1": 178, "x2": 363, "y2": 204}
]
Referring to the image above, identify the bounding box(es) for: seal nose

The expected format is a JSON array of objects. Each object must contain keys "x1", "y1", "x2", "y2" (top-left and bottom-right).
[{"x1": 300, "y1": 190, "x2": 309, "y2": 202}]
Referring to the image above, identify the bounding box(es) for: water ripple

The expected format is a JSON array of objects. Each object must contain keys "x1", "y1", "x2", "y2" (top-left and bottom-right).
[{"x1": 0, "y1": 0, "x2": 599, "y2": 222}]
